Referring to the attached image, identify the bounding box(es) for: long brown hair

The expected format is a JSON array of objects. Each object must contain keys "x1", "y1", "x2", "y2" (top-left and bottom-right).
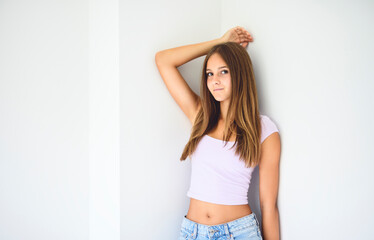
[{"x1": 180, "y1": 42, "x2": 262, "y2": 168}]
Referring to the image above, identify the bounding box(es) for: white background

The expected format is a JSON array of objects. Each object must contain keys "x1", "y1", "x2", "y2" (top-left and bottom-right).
[
  {"x1": 1, "y1": 0, "x2": 373, "y2": 239},
  {"x1": 0, "y1": 1, "x2": 90, "y2": 240}
]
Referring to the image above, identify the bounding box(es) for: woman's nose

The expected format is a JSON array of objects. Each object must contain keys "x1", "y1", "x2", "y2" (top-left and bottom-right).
[{"x1": 212, "y1": 75, "x2": 220, "y2": 84}]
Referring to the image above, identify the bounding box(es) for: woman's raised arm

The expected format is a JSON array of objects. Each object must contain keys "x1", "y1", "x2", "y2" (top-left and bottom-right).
[{"x1": 155, "y1": 26, "x2": 252, "y2": 124}]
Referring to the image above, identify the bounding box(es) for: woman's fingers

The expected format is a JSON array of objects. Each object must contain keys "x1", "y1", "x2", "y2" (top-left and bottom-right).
[
  {"x1": 238, "y1": 32, "x2": 248, "y2": 40},
  {"x1": 235, "y1": 27, "x2": 253, "y2": 42},
  {"x1": 239, "y1": 33, "x2": 252, "y2": 44},
  {"x1": 223, "y1": 26, "x2": 253, "y2": 46}
]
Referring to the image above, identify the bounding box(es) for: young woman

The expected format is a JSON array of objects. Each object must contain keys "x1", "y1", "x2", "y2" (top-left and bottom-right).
[{"x1": 155, "y1": 26, "x2": 281, "y2": 240}]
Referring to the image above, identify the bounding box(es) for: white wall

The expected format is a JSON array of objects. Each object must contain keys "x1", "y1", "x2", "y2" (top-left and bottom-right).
[
  {"x1": 89, "y1": 0, "x2": 120, "y2": 239},
  {"x1": 221, "y1": 0, "x2": 374, "y2": 239},
  {"x1": 0, "y1": 0, "x2": 89, "y2": 239},
  {"x1": 0, "y1": 0, "x2": 121, "y2": 239}
]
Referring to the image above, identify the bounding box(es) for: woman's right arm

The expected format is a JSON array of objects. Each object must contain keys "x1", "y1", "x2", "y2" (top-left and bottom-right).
[
  {"x1": 155, "y1": 38, "x2": 224, "y2": 124},
  {"x1": 155, "y1": 26, "x2": 252, "y2": 124}
]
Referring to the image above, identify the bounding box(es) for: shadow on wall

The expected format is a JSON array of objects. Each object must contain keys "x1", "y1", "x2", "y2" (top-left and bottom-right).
[{"x1": 248, "y1": 166, "x2": 262, "y2": 228}]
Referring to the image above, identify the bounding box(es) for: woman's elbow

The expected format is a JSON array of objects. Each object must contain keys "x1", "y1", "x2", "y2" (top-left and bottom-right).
[
  {"x1": 155, "y1": 50, "x2": 168, "y2": 66},
  {"x1": 155, "y1": 51, "x2": 162, "y2": 64},
  {"x1": 260, "y1": 201, "x2": 278, "y2": 212}
]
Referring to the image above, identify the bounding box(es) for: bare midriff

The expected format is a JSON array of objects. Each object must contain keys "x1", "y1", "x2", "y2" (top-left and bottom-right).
[{"x1": 186, "y1": 198, "x2": 252, "y2": 226}]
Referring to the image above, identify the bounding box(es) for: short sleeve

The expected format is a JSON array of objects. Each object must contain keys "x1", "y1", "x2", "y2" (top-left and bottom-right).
[{"x1": 260, "y1": 115, "x2": 279, "y2": 143}]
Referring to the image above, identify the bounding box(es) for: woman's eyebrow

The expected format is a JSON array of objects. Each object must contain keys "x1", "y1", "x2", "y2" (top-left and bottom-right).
[{"x1": 206, "y1": 66, "x2": 228, "y2": 71}]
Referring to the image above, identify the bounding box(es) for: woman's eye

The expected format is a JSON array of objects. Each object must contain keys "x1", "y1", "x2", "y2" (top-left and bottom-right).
[
  {"x1": 221, "y1": 70, "x2": 228, "y2": 74},
  {"x1": 207, "y1": 72, "x2": 213, "y2": 77}
]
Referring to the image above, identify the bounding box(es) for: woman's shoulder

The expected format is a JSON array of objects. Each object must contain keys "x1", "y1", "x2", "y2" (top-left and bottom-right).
[{"x1": 259, "y1": 114, "x2": 279, "y2": 143}]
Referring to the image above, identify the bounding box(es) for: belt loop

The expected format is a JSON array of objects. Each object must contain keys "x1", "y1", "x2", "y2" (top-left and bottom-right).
[
  {"x1": 224, "y1": 223, "x2": 234, "y2": 240},
  {"x1": 191, "y1": 223, "x2": 197, "y2": 239}
]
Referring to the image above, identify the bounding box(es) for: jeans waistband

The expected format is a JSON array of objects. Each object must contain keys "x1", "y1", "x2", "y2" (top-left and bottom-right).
[{"x1": 181, "y1": 212, "x2": 258, "y2": 238}]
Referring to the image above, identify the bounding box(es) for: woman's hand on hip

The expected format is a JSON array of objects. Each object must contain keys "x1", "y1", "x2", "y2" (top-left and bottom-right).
[{"x1": 220, "y1": 26, "x2": 253, "y2": 48}]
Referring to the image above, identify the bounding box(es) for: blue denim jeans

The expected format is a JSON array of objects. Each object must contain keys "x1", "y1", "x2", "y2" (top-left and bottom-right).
[{"x1": 179, "y1": 212, "x2": 263, "y2": 240}]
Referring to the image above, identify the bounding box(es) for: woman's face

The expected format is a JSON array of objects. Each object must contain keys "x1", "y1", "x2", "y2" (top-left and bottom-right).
[{"x1": 206, "y1": 53, "x2": 232, "y2": 102}]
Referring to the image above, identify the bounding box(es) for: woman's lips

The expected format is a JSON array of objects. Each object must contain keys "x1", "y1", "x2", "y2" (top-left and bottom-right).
[{"x1": 214, "y1": 88, "x2": 223, "y2": 91}]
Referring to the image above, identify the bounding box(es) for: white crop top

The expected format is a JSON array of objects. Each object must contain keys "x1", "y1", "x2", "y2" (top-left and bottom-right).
[{"x1": 186, "y1": 114, "x2": 279, "y2": 205}]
